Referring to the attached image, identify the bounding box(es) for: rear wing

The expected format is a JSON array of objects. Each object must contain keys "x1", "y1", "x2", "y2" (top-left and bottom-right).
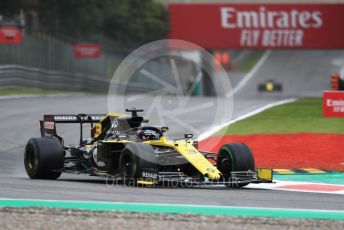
[
  {"x1": 41, "y1": 114, "x2": 105, "y2": 124},
  {"x1": 40, "y1": 114, "x2": 106, "y2": 143}
]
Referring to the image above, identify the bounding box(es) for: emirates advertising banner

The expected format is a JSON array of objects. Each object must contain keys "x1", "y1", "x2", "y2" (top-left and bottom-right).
[
  {"x1": 323, "y1": 91, "x2": 344, "y2": 117},
  {"x1": 169, "y1": 4, "x2": 344, "y2": 49}
]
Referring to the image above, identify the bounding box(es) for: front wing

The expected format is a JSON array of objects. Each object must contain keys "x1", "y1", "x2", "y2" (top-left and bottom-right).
[{"x1": 138, "y1": 168, "x2": 273, "y2": 186}]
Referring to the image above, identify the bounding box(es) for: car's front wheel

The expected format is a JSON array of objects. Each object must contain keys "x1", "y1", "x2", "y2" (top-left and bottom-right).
[
  {"x1": 119, "y1": 143, "x2": 158, "y2": 183},
  {"x1": 216, "y1": 143, "x2": 255, "y2": 188}
]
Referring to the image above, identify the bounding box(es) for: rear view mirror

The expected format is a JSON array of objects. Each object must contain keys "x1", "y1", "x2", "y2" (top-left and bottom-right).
[
  {"x1": 161, "y1": 127, "x2": 169, "y2": 133},
  {"x1": 184, "y1": 134, "x2": 193, "y2": 139}
]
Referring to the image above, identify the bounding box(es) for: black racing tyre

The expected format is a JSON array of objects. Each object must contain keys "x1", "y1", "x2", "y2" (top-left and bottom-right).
[
  {"x1": 217, "y1": 143, "x2": 255, "y2": 188},
  {"x1": 119, "y1": 143, "x2": 158, "y2": 180},
  {"x1": 24, "y1": 137, "x2": 64, "y2": 179}
]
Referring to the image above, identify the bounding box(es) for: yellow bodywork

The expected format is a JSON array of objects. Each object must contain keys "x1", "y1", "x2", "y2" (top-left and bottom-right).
[
  {"x1": 96, "y1": 113, "x2": 222, "y2": 180},
  {"x1": 266, "y1": 82, "x2": 274, "y2": 91},
  {"x1": 92, "y1": 113, "x2": 127, "y2": 138},
  {"x1": 137, "y1": 180, "x2": 155, "y2": 185},
  {"x1": 146, "y1": 137, "x2": 222, "y2": 180},
  {"x1": 257, "y1": 168, "x2": 273, "y2": 181},
  {"x1": 104, "y1": 136, "x2": 222, "y2": 180},
  {"x1": 92, "y1": 123, "x2": 102, "y2": 138}
]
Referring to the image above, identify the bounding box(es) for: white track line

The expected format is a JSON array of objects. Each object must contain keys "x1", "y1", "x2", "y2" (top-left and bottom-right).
[
  {"x1": 198, "y1": 49, "x2": 290, "y2": 140},
  {"x1": 0, "y1": 94, "x2": 86, "y2": 100},
  {"x1": 0, "y1": 95, "x2": 38, "y2": 100},
  {"x1": 233, "y1": 50, "x2": 271, "y2": 94},
  {"x1": 198, "y1": 98, "x2": 297, "y2": 141},
  {"x1": 247, "y1": 180, "x2": 344, "y2": 195}
]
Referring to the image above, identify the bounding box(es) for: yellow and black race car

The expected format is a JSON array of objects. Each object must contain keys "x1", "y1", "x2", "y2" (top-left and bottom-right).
[
  {"x1": 258, "y1": 79, "x2": 283, "y2": 92},
  {"x1": 24, "y1": 109, "x2": 272, "y2": 188}
]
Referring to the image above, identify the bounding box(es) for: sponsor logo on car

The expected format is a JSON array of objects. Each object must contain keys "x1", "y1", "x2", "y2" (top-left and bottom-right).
[
  {"x1": 187, "y1": 149, "x2": 198, "y2": 154},
  {"x1": 142, "y1": 171, "x2": 158, "y2": 180},
  {"x1": 54, "y1": 116, "x2": 77, "y2": 121},
  {"x1": 43, "y1": 121, "x2": 54, "y2": 130},
  {"x1": 206, "y1": 168, "x2": 215, "y2": 173}
]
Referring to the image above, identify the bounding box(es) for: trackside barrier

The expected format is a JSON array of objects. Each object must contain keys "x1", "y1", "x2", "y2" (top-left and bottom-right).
[
  {"x1": 0, "y1": 65, "x2": 171, "y2": 94},
  {"x1": 0, "y1": 64, "x2": 108, "y2": 92}
]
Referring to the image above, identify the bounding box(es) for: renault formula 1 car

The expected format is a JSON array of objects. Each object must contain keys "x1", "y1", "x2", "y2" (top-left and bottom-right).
[
  {"x1": 258, "y1": 79, "x2": 283, "y2": 92},
  {"x1": 24, "y1": 109, "x2": 272, "y2": 187}
]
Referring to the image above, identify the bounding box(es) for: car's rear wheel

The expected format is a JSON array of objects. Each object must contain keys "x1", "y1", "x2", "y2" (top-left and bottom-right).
[
  {"x1": 24, "y1": 137, "x2": 64, "y2": 179},
  {"x1": 217, "y1": 143, "x2": 255, "y2": 188},
  {"x1": 119, "y1": 143, "x2": 158, "y2": 183}
]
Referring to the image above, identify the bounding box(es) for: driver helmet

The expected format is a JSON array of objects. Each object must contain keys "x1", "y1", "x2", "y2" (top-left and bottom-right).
[{"x1": 137, "y1": 129, "x2": 159, "y2": 141}]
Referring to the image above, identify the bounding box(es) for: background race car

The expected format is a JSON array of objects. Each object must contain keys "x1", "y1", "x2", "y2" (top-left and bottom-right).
[{"x1": 258, "y1": 80, "x2": 283, "y2": 92}]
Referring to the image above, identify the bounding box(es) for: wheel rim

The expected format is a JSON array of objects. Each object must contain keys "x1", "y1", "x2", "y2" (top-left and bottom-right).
[
  {"x1": 218, "y1": 148, "x2": 234, "y2": 178},
  {"x1": 25, "y1": 145, "x2": 37, "y2": 173}
]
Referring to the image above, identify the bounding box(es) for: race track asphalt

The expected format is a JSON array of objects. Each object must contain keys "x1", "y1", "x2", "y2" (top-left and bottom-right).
[{"x1": 0, "y1": 50, "x2": 343, "y2": 211}]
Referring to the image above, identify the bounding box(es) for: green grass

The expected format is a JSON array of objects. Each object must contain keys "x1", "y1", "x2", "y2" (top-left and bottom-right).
[
  {"x1": 237, "y1": 51, "x2": 265, "y2": 72},
  {"x1": 0, "y1": 87, "x2": 100, "y2": 96},
  {"x1": 217, "y1": 98, "x2": 344, "y2": 135}
]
